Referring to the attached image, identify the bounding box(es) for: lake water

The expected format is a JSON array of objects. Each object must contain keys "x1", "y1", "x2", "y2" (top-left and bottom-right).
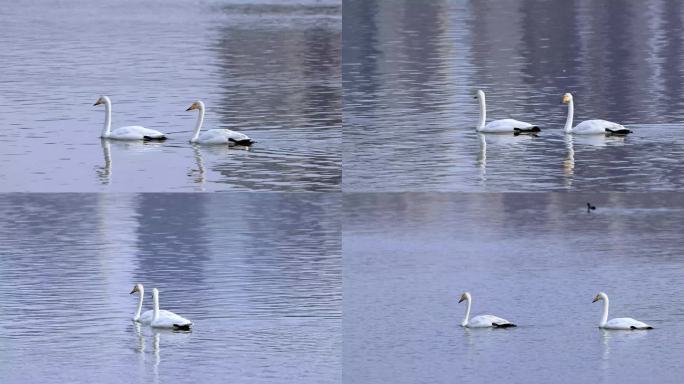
[
  {"x1": 0, "y1": 0, "x2": 340, "y2": 192},
  {"x1": 0, "y1": 193, "x2": 341, "y2": 384},
  {"x1": 344, "y1": 193, "x2": 684, "y2": 383},
  {"x1": 343, "y1": 0, "x2": 684, "y2": 191}
]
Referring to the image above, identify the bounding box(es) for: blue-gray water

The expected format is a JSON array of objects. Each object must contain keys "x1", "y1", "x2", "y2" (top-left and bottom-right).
[
  {"x1": 0, "y1": 0, "x2": 340, "y2": 192},
  {"x1": 344, "y1": 193, "x2": 684, "y2": 383},
  {"x1": 0, "y1": 193, "x2": 341, "y2": 384},
  {"x1": 343, "y1": 0, "x2": 684, "y2": 191}
]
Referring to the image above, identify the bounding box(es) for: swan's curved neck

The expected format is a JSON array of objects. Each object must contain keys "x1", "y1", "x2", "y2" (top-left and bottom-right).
[
  {"x1": 462, "y1": 296, "x2": 472, "y2": 327},
  {"x1": 190, "y1": 106, "x2": 205, "y2": 143},
  {"x1": 476, "y1": 96, "x2": 486, "y2": 131},
  {"x1": 600, "y1": 296, "x2": 609, "y2": 327},
  {"x1": 102, "y1": 99, "x2": 112, "y2": 138},
  {"x1": 134, "y1": 286, "x2": 144, "y2": 321},
  {"x1": 564, "y1": 99, "x2": 574, "y2": 133},
  {"x1": 153, "y1": 290, "x2": 160, "y2": 321}
]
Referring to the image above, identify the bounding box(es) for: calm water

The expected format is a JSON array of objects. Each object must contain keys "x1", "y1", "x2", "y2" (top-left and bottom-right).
[
  {"x1": 0, "y1": 193, "x2": 341, "y2": 384},
  {"x1": 0, "y1": 0, "x2": 340, "y2": 192},
  {"x1": 344, "y1": 193, "x2": 684, "y2": 383},
  {"x1": 343, "y1": 0, "x2": 684, "y2": 191}
]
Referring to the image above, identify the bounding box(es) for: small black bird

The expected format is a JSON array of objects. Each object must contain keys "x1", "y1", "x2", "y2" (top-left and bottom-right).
[{"x1": 587, "y1": 202, "x2": 596, "y2": 212}]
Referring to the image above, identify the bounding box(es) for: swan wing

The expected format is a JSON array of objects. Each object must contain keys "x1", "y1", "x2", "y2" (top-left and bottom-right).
[
  {"x1": 198, "y1": 130, "x2": 230, "y2": 145},
  {"x1": 469, "y1": 314, "x2": 515, "y2": 328},
  {"x1": 573, "y1": 120, "x2": 626, "y2": 135},
  {"x1": 481, "y1": 119, "x2": 538, "y2": 133},
  {"x1": 151, "y1": 310, "x2": 192, "y2": 329},
  {"x1": 110, "y1": 126, "x2": 166, "y2": 140},
  {"x1": 604, "y1": 317, "x2": 652, "y2": 330}
]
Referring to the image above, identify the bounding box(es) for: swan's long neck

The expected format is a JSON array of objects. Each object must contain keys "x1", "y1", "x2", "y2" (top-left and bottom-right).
[
  {"x1": 476, "y1": 95, "x2": 486, "y2": 131},
  {"x1": 462, "y1": 296, "x2": 472, "y2": 327},
  {"x1": 600, "y1": 296, "x2": 609, "y2": 327},
  {"x1": 564, "y1": 99, "x2": 574, "y2": 133},
  {"x1": 153, "y1": 289, "x2": 160, "y2": 321},
  {"x1": 134, "y1": 286, "x2": 144, "y2": 321},
  {"x1": 190, "y1": 106, "x2": 205, "y2": 143},
  {"x1": 102, "y1": 99, "x2": 112, "y2": 138}
]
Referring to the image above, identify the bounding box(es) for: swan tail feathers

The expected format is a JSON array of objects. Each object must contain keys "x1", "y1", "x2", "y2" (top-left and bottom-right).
[
  {"x1": 143, "y1": 135, "x2": 168, "y2": 141},
  {"x1": 229, "y1": 138, "x2": 255, "y2": 146},
  {"x1": 605, "y1": 128, "x2": 631, "y2": 136},
  {"x1": 173, "y1": 323, "x2": 192, "y2": 331},
  {"x1": 492, "y1": 323, "x2": 516, "y2": 328}
]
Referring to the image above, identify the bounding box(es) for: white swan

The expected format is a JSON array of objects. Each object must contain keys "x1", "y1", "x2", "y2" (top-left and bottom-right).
[
  {"x1": 592, "y1": 292, "x2": 653, "y2": 330},
  {"x1": 150, "y1": 288, "x2": 192, "y2": 330},
  {"x1": 474, "y1": 90, "x2": 540, "y2": 134},
  {"x1": 562, "y1": 93, "x2": 631, "y2": 135},
  {"x1": 458, "y1": 292, "x2": 516, "y2": 328},
  {"x1": 186, "y1": 100, "x2": 254, "y2": 146},
  {"x1": 93, "y1": 96, "x2": 167, "y2": 141},
  {"x1": 130, "y1": 284, "x2": 190, "y2": 327}
]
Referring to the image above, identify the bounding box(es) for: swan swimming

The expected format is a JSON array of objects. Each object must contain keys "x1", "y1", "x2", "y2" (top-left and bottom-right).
[
  {"x1": 562, "y1": 93, "x2": 631, "y2": 135},
  {"x1": 474, "y1": 90, "x2": 540, "y2": 134},
  {"x1": 186, "y1": 100, "x2": 254, "y2": 146},
  {"x1": 93, "y1": 96, "x2": 167, "y2": 141},
  {"x1": 130, "y1": 284, "x2": 192, "y2": 329},
  {"x1": 593, "y1": 292, "x2": 652, "y2": 330},
  {"x1": 150, "y1": 288, "x2": 192, "y2": 330},
  {"x1": 458, "y1": 292, "x2": 516, "y2": 328}
]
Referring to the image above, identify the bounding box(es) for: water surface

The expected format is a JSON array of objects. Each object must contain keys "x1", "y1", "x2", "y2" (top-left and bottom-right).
[
  {"x1": 0, "y1": 0, "x2": 340, "y2": 191},
  {"x1": 343, "y1": 0, "x2": 684, "y2": 191},
  {"x1": 0, "y1": 193, "x2": 341, "y2": 384},
  {"x1": 344, "y1": 193, "x2": 684, "y2": 383}
]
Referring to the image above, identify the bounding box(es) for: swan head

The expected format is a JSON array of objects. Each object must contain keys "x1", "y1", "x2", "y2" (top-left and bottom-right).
[
  {"x1": 562, "y1": 93, "x2": 573, "y2": 105},
  {"x1": 473, "y1": 90, "x2": 485, "y2": 100},
  {"x1": 592, "y1": 292, "x2": 607, "y2": 303},
  {"x1": 458, "y1": 292, "x2": 471, "y2": 303},
  {"x1": 130, "y1": 283, "x2": 143, "y2": 295},
  {"x1": 93, "y1": 95, "x2": 110, "y2": 106},
  {"x1": 186, "y1": 100, "x2": 205, "y2": 111}
]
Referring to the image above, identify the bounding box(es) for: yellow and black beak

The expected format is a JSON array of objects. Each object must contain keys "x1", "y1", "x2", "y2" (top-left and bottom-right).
[
  {"x1": 592, "y1": 295, "x2": 600, "y2": 303},
  {"x1": 185, "y1": 106, "x2": 193, "y2": 111},
  {"x1": 458, "y1": 296, "x2": 466, "y2": 303},
  {"x1": 130, "y1": 287, "x2": 138, "y2": 294}
]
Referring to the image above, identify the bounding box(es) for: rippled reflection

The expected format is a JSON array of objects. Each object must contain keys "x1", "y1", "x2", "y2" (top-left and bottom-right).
[
  {"x1": 0, "y1": 193, "x2": 341, "y2": 383},
  {"x1": 344, "y1": 193, "x2": 684, "y2": 383},
  {"x1": 343, "y1": 0, "x2": 684, "y2": 191},
  {"x1": 0, "y1": 0, "x2": 340, "y2": 191}
]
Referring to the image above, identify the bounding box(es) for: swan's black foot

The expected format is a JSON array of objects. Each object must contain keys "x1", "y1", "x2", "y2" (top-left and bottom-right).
[
  {"x1": 513, "y1": 127, "x2": 541, "y2": 136},
  {"x1": 143, "y1": 135, "x2": 167, "y2": 141},
  {"x1": 229, "y1": 138, "x2": 254, "y2": 146},
  {"x1": 493, "y1": 323, "x2": 517, "y2": 328},
  {"x1": 173, "y1": 323, "x2": 191, "y2": 331},
  {"x1": 605, "y1": 128, "x2": 631, "y2": 136}
]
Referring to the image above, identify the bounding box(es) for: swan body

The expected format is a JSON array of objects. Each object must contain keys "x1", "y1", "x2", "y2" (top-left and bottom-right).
[
  {"x1": 186, "y1": 100, "x2": 254, "y2": 146},
  {"x1": 130, "y1": 284, "x2": 178, "y2": 325},
  {"x1": 593, "y1": 292, "x2": 652, "y2": 330},
  {"x1": 474, "y1": 90, "x2": 540, "y2": 134},
  {"x1": 562, "y1": 93, "x2": 631, "y2": 135},
  {"x1": 458, "y1": 292, "x2": 516, "y2": 328},
  {"x1": 150, "y1": 288, "x2": 192, "y2": 330}
]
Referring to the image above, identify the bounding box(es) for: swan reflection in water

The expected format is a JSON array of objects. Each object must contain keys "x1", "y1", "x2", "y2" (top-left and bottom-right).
[
  {"x1": 95, "y1": 139, "x2": 166, "y2": 186},
  {"x1": 133, "y1": 321, "x2": 192, "y2": 383},
  {"x1": 563, "y1": 134, "x2": 627, "y2": 187},
  {"x1": 476, "y1": 133, "x2": 536, "y2": 181}
]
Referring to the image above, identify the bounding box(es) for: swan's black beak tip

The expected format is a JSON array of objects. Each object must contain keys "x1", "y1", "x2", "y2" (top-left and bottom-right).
[{"x1": 185, "y1": 107, "x2": 192, "y2": 111}]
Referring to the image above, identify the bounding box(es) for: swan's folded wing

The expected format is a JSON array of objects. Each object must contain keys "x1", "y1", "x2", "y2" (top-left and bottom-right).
[{"x1": 605, "y1": 317, "x2": 652, "y2": 329}]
